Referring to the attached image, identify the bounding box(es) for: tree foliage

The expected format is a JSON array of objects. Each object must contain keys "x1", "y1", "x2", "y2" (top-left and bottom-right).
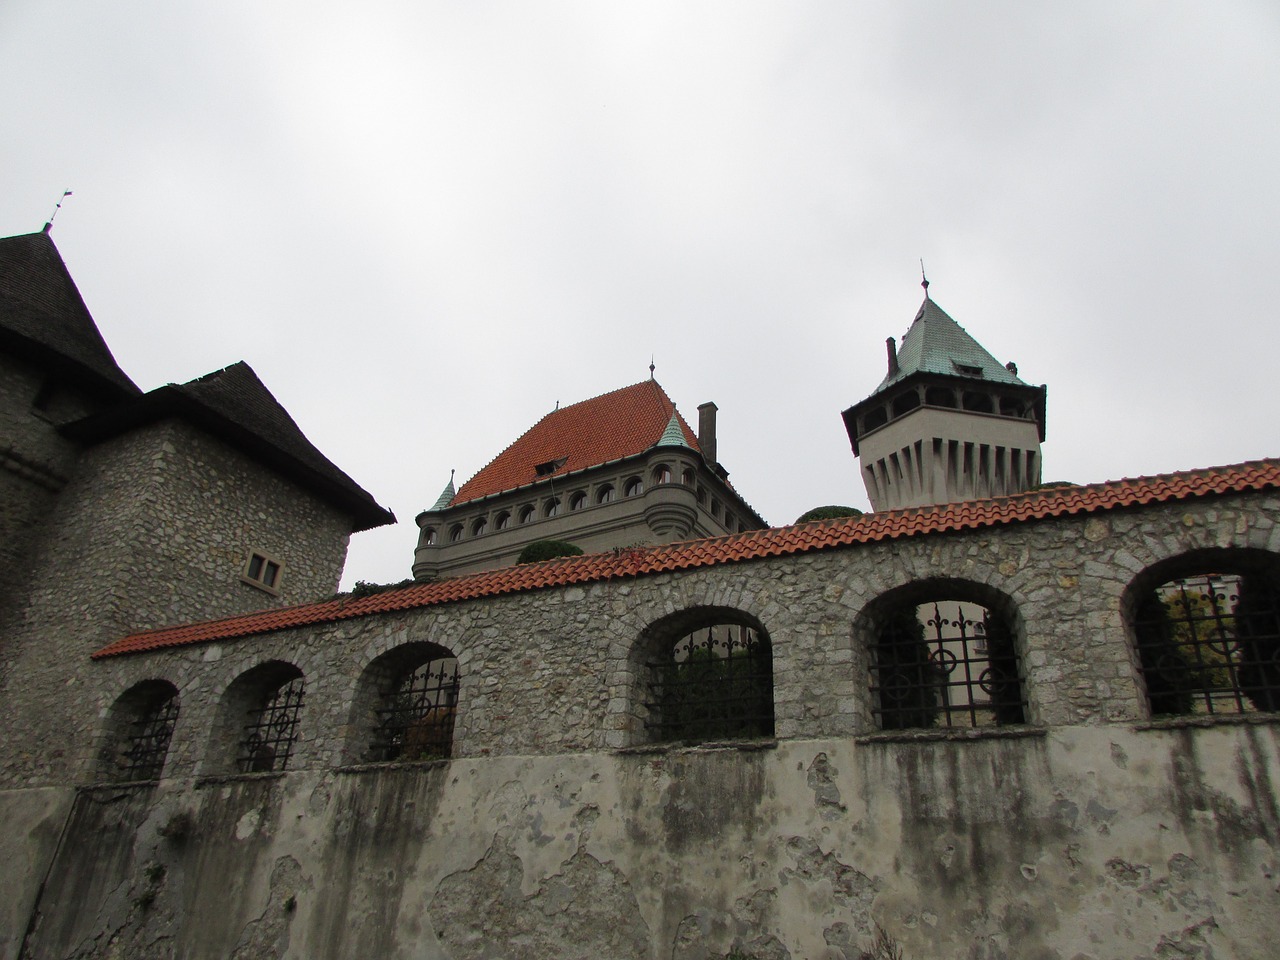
[
  {"x1": 796, "y1": 505, "x2": 864, "y2": 524},
  {"x1": 516, "y1": 539, "x2": 584, "y2": 564}
]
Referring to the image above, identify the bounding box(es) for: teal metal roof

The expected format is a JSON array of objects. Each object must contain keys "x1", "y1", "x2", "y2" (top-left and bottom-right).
[
  {"x1": 875, "y1": 297, "x2": 1026, "y2": 394},
  {"x1": 428, "y1": 474, "x2": 456, "y2": 511},
  {"x1": 654, "y1": 412, "x2": 690, "y2": 448}
]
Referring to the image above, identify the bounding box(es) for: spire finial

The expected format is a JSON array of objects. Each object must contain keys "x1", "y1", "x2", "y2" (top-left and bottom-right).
[
  {"x1": 649, "y1": 355, "x2": 655, "y2": 380},
  {"x1": 45, "y1": 190, "x2": 73, "y2": 232},
  {"x1": 920, "y1": 259, "x2": 930, "y2": 297}
]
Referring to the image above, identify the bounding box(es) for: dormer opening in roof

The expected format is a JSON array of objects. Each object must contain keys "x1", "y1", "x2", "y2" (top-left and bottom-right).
[
  {"x1": 841, "y1": 284, "x2": 1048, "y2": 512},
  {"x1": 534, "y1": 456, "x2": 568, "y2": 477}
]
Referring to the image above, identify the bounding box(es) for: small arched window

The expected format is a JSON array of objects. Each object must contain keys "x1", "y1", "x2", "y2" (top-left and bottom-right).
[
  {"x1": 366, "y1": 647, "x2": 460, "y2": 762},
  {"x1": 596, "y1": 485, "x2": 615, "y2": 504},
  {"x1": 422, "y1": 527, "x2": 438, "y2": 546},
  {"x1": 236, "y1": 667, "x2": 306, "y2": 773},
  {"x1": 102, "y1": 680, "x2": 180, "y2": 782},
  {"x1": 625, "y1": 477, "x2": 643, "y2": 497},
  {"x1": 654, "y1": 464, "x2": 673, "y2": 485},
  {"x1": 867, "y1": 588, "x2": 1025, "y2": 730},
  {"x1": 518, "y1": 505, "x2": 535, "y2": 524},
  {"x1": 681, "y1": 468, "x2": 695, "y2": 486},
  {"x1": 494, "y1": 512, "x2": 511, "y2": 531},
  {"x1": 544, "y1": 498, "x2": 561, "y2": 518},
  {"x1": 449, "y1": 524, "x2": 464, "y2": 543},
  {"x1": 569, "y1": 491, "x2": 587, "y2": 511},
  {"x1": 643, "y1": 611, "x2": 774, "y2": 744},
  {"x1": 1132, "y1": 564, "x2": 1280, "y2": 716},
  {"x1": 472, "y1": 517, "x2": 487, "y2": 537},
  {"x1": 710, "y1": 500, "x2": 721, "y2": 519}
]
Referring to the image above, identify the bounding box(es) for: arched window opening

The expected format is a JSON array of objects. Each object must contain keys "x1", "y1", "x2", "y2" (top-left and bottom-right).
[
  {"x1": 869, "y1": 593, "x2": 1024, "y2": 730},
  {"x1": 891, "y1": 391, "x2": 920, "y2": 419},
  {"x1": 367, "y1": 649, "x2": 460, "y2": 762},
  {"x1": 681, "y1": 468, "x2": 695, "y2": 486},
  {"x1": 494, "y1": 512, "x2": 510, "y2": 531},
  {"x1": 569, "y1": 491, "x2": 587, "y2": 511},
  {"x1": 471, "y1": 517, "x2": 487, "y2": 537},
  {"x1": 624, "y1": 477, "x2": 643, "y2": 497},
  {"x1": 1133, "y1": 569, "x2": 1280, "y2": 716},
  {"x1": 596, "y1": 484, "x2": 615, "y2": 504},
  {"x1": 422, "y1": 527, "x2": 437, "y2": 546},
  {"x1": 518, "y1": 505, "x2": 535, "y2": 524},
  {"x1": 999, "y1": 397, "x2": 1025, "y2": 418},
  {"x1": 962, "y1": 391, "x2": 995, "y2": 413},
  {"x1": 449, "y1": 524, "x2": 464, "y2": 543},
  {"x1": 643, "y1": 614, "x2": 774, "y2": 743},
  {"x1": 237, "y1": 670, "x2": 306, "y2": 773},
  {"x1": 544, "y1": 498, "x2": 561, "y2": 518},
  {"x1": 925, "y1": 386, "x2": 957, "y2": 408},
  {"x1": 103, "y1": 680, "x2": 180, "y2": 782},
  {"x1": 710, "y1": 499, "x2": 721, "y2": 519},
  {"x1": 654, "y1": 464, "x2": 673, "y2": 485},
  {"x1": 862, "y1": 406, "x2": 888, "y2": 433}
]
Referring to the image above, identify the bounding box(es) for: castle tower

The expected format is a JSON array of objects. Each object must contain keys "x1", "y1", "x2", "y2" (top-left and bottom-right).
[{"x1": 841, "y1": 290, "x2": 1046, "y2": 511}]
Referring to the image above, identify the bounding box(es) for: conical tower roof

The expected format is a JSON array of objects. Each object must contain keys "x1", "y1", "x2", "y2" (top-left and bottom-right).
[
  {"x1": 874, "y1": 297, "x2": 1025, "y2": 395},
  {"x1": 428, "y1": 474, "x2": 456, "y2": 511},
  {"x1": 654, "y1": 411, "x2": 690, "y2": 448}
]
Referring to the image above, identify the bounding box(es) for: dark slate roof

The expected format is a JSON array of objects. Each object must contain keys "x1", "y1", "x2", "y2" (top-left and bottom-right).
[
  {"x1": 63, "y1": 362, "x2": 394, "y2": 532},
  {"x1": 0, "y1": 230, "x2": 139, "y2": 397},
  {"x1": 874, "y1": 297, "x2": 1025, "y2": 395}
]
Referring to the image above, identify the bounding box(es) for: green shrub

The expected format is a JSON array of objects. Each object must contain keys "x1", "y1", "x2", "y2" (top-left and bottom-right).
[
  {"x1": 796, "y1": 505, "x2": 864, "y2": 524},
  {"x1": 516, "y1": 540, "x2": 584, "y2": 564}
]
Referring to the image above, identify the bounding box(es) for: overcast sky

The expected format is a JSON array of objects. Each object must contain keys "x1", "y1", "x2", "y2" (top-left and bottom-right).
[{"x1": 3, "y1": 2, "x2": 1278, "y2": 589}]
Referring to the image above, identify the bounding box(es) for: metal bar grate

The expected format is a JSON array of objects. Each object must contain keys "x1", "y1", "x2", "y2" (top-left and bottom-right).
[
  {"x1": 237, "y1": 676, "x2": 305, "y2": 773},
  {"x1": 645, "y1": 625, "x2": 774, "y2": 742},
  {"x1": 370, "y1": 658, "x2": 460, "y2": 762},
  {"x1": 120, "y1": 694, "x2": 180, "y2": 781},
  {"x1": 871, "y1": 601, "x2": 1025, "y2": 730},
  {"x1": 1135, "y1": 574, "x2": 1280, "y2": 716}
]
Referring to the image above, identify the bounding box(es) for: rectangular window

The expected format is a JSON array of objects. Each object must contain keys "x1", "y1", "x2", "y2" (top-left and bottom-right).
[{"x1": 242, "y1": 550, "x2": 282, "y2": 594}]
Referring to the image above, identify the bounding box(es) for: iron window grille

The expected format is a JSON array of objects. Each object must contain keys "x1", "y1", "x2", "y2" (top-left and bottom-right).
[
  {"x1": 646, "y1": 625, "x2": 774, "y2": 742},
  {"x1": 119, "y1": 693, "x2": 180, "y2": 781},
  {"x1": 870, "y1": 601, "x2": 1025, "y2": 730},
  {"x1": 1134, "y1": 573, "x2": 1280, "y2": 716},
  {"x1": 237, "y1": 676, "x2": 305, "y2": 773},
  {"x1": 369, "y1": 658, "x2": 460, "y2": 762}
]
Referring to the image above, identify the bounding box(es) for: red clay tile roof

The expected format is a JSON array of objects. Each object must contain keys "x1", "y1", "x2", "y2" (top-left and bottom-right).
[
  {"x1": 451, "y1": 380, "x2": 699, "y2": 505},
  {"x1": 93, "y1": 458, "x2": 1280, "y2": 659}
]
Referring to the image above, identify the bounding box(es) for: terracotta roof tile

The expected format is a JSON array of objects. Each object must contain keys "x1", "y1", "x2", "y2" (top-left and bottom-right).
[
  {"x1": 93, "y1": 458, "x2": 1280, "y2": 659},
  {"x1": 451, "y1": 380, "x2": 699, "y2": 505}
]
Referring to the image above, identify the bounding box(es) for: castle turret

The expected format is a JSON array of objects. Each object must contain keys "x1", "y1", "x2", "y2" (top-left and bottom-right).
[{"x1": 841, "y1": 291, "x2": 1046, "y2": 511}]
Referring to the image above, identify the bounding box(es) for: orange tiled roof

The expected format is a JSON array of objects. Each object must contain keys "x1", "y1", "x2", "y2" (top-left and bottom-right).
[
  {"x1": 451, "y1": 380, "x2": 699, "y2": 505},
  {"x1": 93, "y1": 458, "x2": 1280, "y2": 659}
]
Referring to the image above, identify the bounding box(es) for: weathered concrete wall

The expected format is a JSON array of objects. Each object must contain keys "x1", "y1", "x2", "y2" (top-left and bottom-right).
[
  {"x1": 5, "y1": 485, "x2": 1280, "y2": 957},
  {"x1": 8, "y1": 723, "x2": 1279, "y2": 960}
]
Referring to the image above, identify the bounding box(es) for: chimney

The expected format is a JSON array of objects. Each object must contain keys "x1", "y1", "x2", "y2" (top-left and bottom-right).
[
  {"x1": 697, "y1": 402, "x2": 718, "y2": 465},
  {"x1": 886, "y1": 337, "x2": 900, "y2": 377}
]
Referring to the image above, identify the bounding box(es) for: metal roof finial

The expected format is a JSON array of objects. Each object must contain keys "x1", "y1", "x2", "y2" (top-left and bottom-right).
[
  {"x1": 920, "y1": 259, "x2": 930, "y2": 297},
  {"x1": 44, "y1": 189, "x2": 73, "y2": 232},
  {"x1": 649, "y1": 355, "x2": 655, "y2": 380}
]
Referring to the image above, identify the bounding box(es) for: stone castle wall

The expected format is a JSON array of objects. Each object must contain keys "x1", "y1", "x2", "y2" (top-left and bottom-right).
[
  {"x1": 0, "y1": 418, "x2": 353, "y2": 789},
  {"x1": 3, "y1": 485, "x2": 1279, "y2": 958}
]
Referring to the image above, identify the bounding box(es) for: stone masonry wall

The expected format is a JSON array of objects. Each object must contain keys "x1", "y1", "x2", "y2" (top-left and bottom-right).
[
  {"x1": 0, "y1": 418, "x2": 353, "y2": 788},
  {"x1": 0, "y1": 353, "x2": 101, "y2": 633},
  {"x1": 3, "y1": 487, "x2": 1279, "y2": 958}
]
